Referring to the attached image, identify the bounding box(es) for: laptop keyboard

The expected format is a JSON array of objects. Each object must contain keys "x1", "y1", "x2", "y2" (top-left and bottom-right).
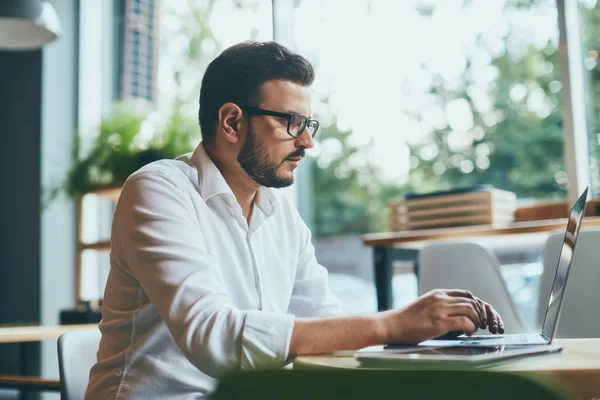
[
  {"x1": 461, "y1": 335, "x2": 529, "y2": 344},
  {"x1": 466, "y1": 335, "x2": 506, "y2": 341}
]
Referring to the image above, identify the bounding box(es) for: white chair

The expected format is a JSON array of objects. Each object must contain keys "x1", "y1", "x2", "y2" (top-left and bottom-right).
[
  {"x1": 418, "y1": 241, "x2": 528, "y2": 334},
  {"x1": 57, "y1": 329, "x2": 101, "y2": 400},
  {"x1": 539, "y1": 229, "x2": 600, "y2": 338}
]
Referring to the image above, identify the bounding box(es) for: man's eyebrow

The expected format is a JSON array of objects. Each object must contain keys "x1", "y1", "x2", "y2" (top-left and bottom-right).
[{"x1": 285, "y1": 109, "x2": 311, "y2": 117}]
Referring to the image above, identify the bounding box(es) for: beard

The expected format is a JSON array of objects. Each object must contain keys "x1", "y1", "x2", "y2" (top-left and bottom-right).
[{"x1": 237, "y1": 122, "x2": 305, "y2": 188}]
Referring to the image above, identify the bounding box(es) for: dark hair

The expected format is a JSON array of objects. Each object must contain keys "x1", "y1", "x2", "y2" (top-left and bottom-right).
[{"x1": 198, "y1": 41, "x2": 315, "y2": 145}]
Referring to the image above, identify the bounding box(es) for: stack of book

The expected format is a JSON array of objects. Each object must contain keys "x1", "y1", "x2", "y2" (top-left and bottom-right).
[{"x1": 388, "y1": 186, "x2": 517, "y2": 231}]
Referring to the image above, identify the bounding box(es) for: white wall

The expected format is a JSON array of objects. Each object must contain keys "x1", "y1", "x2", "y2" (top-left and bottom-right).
[{"x1": 40, "y1": 0, "x2": 79, "y2": 398}]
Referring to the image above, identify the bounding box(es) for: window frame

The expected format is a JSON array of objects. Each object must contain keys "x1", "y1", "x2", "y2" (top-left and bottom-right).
[{"x1": 557, "y1": 0, "x2": 592, "y2": 204}]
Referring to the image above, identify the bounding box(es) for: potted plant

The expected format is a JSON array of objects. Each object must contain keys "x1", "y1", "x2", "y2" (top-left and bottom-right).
[{"x1": 45, "y1": 103, "x2": 200, "y2": 204}]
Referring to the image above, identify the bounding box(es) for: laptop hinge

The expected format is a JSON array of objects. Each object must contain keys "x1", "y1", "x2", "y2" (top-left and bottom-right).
[{"x1": 541, "y1": 332, "x2": 551, "y2": 343}]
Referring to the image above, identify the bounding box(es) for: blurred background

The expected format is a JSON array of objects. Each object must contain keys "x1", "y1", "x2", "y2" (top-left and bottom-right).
[{"x1": 2, "y1": 0, "x2": 600, "y2": 398}]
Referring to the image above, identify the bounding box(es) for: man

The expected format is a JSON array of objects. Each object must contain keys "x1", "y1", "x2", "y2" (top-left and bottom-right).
[{"x1": 85, "y1": 41, "x2": 503, "y2": 399}]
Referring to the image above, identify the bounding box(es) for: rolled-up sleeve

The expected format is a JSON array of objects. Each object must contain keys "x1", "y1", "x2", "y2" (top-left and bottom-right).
[
  {"x1": 112, "y1": 171, "x2": 294, "y2": 378},
  {"x1": 241, "y1": 310, "x2": 294, "y2": 369},
  {"x1": 286, "y1": 212, "x2": 347, "y2": 318}
]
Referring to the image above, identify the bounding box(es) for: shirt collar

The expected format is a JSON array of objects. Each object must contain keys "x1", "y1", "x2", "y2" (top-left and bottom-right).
[{"x1": 190, "y1": 142, "x2": 277, "y2": 217}]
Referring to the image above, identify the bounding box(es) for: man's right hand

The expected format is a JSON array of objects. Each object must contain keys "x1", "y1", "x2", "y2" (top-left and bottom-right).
[
  {"x1": 378, "y1": 289, "x2": 504, "y2": 344},
  {"x1": 289, "y1": 288, "x2": 504, "y2": 356}
]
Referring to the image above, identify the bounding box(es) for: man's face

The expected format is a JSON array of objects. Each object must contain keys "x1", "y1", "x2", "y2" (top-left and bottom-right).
[{"x1": 237, "y1": 80, "x2": 314, "y2": 188}]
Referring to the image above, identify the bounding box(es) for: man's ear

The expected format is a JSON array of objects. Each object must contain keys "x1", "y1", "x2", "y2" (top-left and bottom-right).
[{"x1": 217, "y1": 102, "x2": 244, "y2": 144}]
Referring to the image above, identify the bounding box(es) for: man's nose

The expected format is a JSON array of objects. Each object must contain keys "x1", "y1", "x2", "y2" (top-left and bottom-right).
[{"x1": 295, "y1": 126, "x2": 314, "y2": 149}]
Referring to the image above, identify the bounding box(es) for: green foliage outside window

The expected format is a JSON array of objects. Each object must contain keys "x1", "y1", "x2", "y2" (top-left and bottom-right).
[
  {"x1": 47, "y1": 1, "x2": 600, "y2": 238},
  {"x1": 308, "y1": 0, "x2": 583, "y2": 236},
  {"x1": 408, "y1": 43, "x2": 565, "y2": 199}
]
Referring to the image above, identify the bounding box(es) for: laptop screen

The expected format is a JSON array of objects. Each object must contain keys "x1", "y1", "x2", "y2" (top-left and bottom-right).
[{"x1": 541, "y1": 187, "x2": 588, "y2": 340}]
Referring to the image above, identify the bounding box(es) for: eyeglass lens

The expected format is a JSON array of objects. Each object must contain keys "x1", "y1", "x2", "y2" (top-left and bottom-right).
[{"x1": 289, "y1": 115, "x2": 307, "y2": 137}]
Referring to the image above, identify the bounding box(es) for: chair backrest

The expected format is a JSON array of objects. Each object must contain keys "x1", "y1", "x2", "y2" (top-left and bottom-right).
[
  {"x1": 57, "y1": 329, "x2": 101, "y2": 400},
  {"x1": 418, "y1": 241, "x2": 527, "y2": 333},
  {"x1": 213, "y1": 369, "x2": 572, "y2": 400},
  {"x1": 539, "y1": 229, "x2": 600, "y2": 337}
]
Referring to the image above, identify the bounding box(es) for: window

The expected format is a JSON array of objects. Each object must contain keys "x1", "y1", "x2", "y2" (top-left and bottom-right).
[
  {"x1": 120, "y1": 0, "x2": 159, "y2": 102},
  {"x1": 289, "y1": 0, "x2": 565, "y2": 238},
  {"x1": 158, "y1": 0, "x2": 273, "y2": 115},
  {"x1": 78, "y1": 0, "x2": 116, "y2": 302},
  {"x1": 75, "y1": 0, "x2": 596, "y2": 310}
]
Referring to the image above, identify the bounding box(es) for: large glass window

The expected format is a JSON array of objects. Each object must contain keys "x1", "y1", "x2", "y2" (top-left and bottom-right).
[
  {"x1": 77, "y1": 0, "x2": 593, "y2": 314},
  {"x1": 286, "y1": 0, "x2": 568, "y2": 314},
  {"x1": 159, "y1": 0, "x2": 273, "y2": 116},
  {"x1": 292, "y1": 0, "x2": 565, "y2": 238}
]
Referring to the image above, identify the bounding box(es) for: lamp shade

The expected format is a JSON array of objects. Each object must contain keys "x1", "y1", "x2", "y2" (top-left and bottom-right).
[{"x1": 0, "y1": 0, "x2": 61, "y2": 50}]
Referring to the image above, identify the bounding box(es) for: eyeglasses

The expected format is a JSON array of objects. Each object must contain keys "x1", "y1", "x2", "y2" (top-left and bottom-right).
[{"x1": 240, "y1": 106, "x2": 320, "y2": 138}]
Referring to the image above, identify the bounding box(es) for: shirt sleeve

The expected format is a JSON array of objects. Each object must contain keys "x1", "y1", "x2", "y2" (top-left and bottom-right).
[
  {"x1": 111, "y1": 170, "x2": 295, "y2": 378},
  {"x1": 286, "y1": 210, "x2": 347, "y2": 318}
]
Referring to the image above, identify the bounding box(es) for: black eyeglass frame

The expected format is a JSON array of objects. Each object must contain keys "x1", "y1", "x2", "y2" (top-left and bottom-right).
[{"x1": 240, "y1": 105, "x2": 320, "y2": 138}]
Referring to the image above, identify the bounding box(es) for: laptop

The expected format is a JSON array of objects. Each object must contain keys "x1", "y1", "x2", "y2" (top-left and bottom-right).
[
  {"x1": 354, "y1": 188, "x2": 588, "y2": 367},
  {"x1": 355, "y1": 343, "x2": 563, "y2": 369},
  {"x1": 413, "y1": 187, "x2": 588, "y2": 348}
]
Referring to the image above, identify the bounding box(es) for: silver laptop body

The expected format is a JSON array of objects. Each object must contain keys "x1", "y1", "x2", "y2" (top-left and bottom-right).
[{"x1": 420, "y1": 187, "x2": 588, "y2": 348}]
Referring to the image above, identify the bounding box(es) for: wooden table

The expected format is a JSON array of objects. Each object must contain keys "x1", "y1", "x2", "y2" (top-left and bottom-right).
[
  {"x1": 0, "y1": 324, "x2": 98, "y2": 394},
  {"x1": 294, "y1": 339, "x2": 600, "y2": 399},
  {"x1": 362, "y1": 217, "x2": 600, "y2": 310}
]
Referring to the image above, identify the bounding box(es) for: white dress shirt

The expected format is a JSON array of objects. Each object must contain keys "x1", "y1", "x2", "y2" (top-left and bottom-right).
[{"x1": 84, "y1": 143, "x2": 346, "y2": 399}]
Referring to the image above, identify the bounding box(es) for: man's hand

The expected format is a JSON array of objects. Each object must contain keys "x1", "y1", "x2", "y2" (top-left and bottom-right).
[
  {"x1": 289, "y1": 289, "x2": 504, "y2": 355},
  {"x1": 379, "y1": 289, "x2": 504, "y2": 344}
]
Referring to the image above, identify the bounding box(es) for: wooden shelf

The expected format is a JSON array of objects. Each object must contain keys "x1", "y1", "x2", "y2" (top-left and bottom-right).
[
  {"x1": 75, "y1": 187, "x2": 121, "y2": 304},
  {"x1": 0, "y1": 375, "x2": 60, "y2": 391},
  {"x1": 363, "y1": 216, "x2": 600, "y2": 247},
  {"x1": 78, "y1": 240, "x2": 111, "y2": 252},
  {"x1": 87, "y1": 186, "x2": 122, "y2": 202}
]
